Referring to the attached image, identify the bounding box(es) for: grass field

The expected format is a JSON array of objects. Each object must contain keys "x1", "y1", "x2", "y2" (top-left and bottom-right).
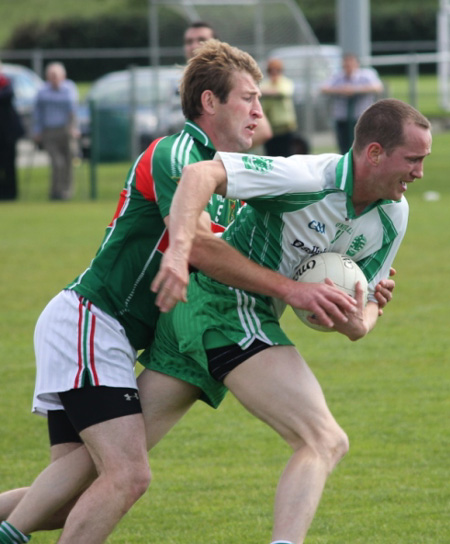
[{"x1": 0, "y1": 131, "x2": 449, "y2": 543}]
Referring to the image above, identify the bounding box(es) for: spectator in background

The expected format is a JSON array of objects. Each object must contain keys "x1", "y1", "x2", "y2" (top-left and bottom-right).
[
  {"x1": 183, "y1": 21, "x2": 272, "y2": 150},
  {"x1": 33, "y1": 62, "x2": 79, "y2": 201},
  {"x1": 183, "y1": 21, "x2": 217, "y2": 61},
  {"x1": 321, "y1": 53, "x2": 384, "y2": 154},
  {"x1": 260, "y1": 58, "x2": 300, "y2": 157},
  {"x1": 0, "y1": 61, "x2": 24, "y2": 200}
]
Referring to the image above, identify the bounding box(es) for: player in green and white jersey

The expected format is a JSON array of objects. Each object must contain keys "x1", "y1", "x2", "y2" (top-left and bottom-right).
[{"x1": 149, "y1": 98, "x2": 432, "y2": 543}]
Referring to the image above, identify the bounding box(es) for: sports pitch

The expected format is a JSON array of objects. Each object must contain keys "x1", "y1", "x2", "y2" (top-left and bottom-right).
[{"x1": 0, "y1": 133, "x2": 448, "y2": 542}]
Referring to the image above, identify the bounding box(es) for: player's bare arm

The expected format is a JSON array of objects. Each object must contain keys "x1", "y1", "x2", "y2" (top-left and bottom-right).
[
  {"x1": 325, "y1": 281, "x2": 379, "y2": 340},
  {"x1": 153, "y1": 219, "x2": 357, "y2": 323},
  {"x1": 151, "y1": 159, "x2": 228, "y2": 310}
]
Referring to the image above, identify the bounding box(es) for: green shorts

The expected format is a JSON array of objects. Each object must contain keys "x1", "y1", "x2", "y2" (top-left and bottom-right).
[{"x1": 139, "y1": 272, "x2": 293, "y2": 408}]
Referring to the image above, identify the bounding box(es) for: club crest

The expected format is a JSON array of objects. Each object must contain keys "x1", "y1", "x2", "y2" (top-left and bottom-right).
[{"x1": 242, "y1": 155, "x2": 274, "y2": 173}]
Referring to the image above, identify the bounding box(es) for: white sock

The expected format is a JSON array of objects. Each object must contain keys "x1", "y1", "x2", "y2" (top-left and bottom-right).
[{"x1": 270, "y1": 541, "x2": 295, "y2": 544}]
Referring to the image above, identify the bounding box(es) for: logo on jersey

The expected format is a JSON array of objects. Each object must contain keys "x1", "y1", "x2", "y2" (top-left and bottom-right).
[
  {"x1": 308, "y1": 220, "x2": 326, "y2": 234},
  {"x1": 347, "y1": 234, "x2": 367, "y2": 256},
  {"x1": 291, "y1": 239, "x2": 323, "y2": 255},
  {"x1": 242, "y1": 155, "x2": 274, "y2": 173},
  {"x1": 331, "y1": 222, "x2": 353, "y2": 244}
]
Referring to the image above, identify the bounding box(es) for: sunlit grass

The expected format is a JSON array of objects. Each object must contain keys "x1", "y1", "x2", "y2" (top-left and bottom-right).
[{"x1": 0, "y1": 131, "x2": 448, "y2": 543}]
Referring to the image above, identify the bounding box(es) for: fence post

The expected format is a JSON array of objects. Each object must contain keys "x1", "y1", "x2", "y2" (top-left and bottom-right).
[
  {"x1": 129, "y1": 65, "x2": 139, "y2": 160},
  {"x1": 31, "y1": 49, "x2": 44, "y2": 78},
  {"x1": 89, "y1": 99, "x2": 98, "y2": 200},
  {"x1": 407, "y1": 53, "x2": 419, "y2": 108}
]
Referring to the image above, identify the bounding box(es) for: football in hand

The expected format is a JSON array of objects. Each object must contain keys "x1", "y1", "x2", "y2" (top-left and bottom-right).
[{"x1": 293, "y1": 252, "x2": 368, "y2": 332}]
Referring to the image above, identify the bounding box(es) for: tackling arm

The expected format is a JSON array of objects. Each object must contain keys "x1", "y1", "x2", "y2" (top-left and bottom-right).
[{"x1": 150, "y1": 160, "x2": 227, "y2": 308}]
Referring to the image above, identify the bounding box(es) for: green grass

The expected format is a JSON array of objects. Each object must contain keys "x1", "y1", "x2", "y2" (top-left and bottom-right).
[
  {"x1": 0, "y1": 134, "x2": 449, "y2": 542},
  {"x1": 382, "y1": 74, "x2": 450, "y2": 119}
]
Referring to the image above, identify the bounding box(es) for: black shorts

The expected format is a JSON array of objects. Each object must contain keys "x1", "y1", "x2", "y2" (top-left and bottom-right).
[
  {"x1": 206, "y1": 339, "x2": 271, "y2": 382},
  {"x1": 47, "y1": 386, "x2": 142, "y2": 445}
]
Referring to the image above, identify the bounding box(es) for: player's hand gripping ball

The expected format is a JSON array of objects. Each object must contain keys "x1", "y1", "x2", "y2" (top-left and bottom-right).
[{"x1": 294, "y1": 252, "x2": 368, "y2": 332}]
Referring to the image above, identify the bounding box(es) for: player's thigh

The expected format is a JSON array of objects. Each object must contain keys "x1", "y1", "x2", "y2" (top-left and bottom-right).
[
  {"x1": 224, "y1": 345, "x2": 342, "y2": 450},
  {"x1": 79, "y1": 413, "x2": 148, "y2": 475},
  {"x1": 50, "y1": 441, "x2": 85, "y2": 463},
  {"x1": 137, "y1": 369, "x2": 201, "y2": 451},
  {"x1": 47, "y1": 410, "x2": 98, "y2": 489}
]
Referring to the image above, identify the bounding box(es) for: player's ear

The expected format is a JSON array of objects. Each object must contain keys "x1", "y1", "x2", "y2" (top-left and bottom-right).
[
  {"x1": 367, "y1": 142, "x2": 382, "y2": 166},
  {"x1": 201, "y1": 90, "x2": 216, "y2": 114}
]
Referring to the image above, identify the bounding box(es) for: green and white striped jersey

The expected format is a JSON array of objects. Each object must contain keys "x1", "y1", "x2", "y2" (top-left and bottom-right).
[{"x1": 218, "y1": 150, "x2": 408, "y2": 308}]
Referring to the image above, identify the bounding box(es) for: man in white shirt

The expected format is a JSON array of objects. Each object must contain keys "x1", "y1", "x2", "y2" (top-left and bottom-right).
[{"x1": 321, "y1": 53, "x2": 384, "y2": 154}]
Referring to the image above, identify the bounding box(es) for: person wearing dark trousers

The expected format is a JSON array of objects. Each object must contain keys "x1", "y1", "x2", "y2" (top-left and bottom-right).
[
  {"x1": 0, "y1": 61, "x2": 24, "y2": 200},
  {"x1": 321, "y1": 53, "x2": 383, "y2": 154},
  {"x1": 260, "y1": 58, "x2": 299, "y2": 157},
  {"x1": 32, "y1": 62, "x2": 79, "y2": 201}
]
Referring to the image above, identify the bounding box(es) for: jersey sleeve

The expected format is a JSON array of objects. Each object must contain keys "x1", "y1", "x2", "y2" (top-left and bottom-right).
[
  {"x1": 357, "y1": 199, "x2": 409, "y2": 302},
  {"x1": 151, "y1": 138, "x2": 180, "y2": 218},
  {"x1": 218, "y1": 151, "x2": 339, "y2": 203}
]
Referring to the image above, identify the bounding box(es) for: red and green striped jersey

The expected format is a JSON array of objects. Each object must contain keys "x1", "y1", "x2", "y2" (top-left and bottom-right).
[{"x1": 66, "y1": 121, "x2": 242, "y2": 350}]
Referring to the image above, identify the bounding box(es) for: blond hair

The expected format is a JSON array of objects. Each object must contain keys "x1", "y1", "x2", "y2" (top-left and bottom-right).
[{"x1": 180, "y1": 39, "x2": 262, "y2": 121}]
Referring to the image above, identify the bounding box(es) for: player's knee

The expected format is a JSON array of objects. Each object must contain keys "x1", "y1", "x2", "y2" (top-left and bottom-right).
[
  {"x1": 128, "y1": 462, "x2": 152, "y2": 501},
  {"x1": 106, "y1": 456, "x2": 152, "y2": 500},
  {"x1": 319, "y1": 426, "x2": 349, "y2": 472},
  {"x1": 111, "y1": 459, "x2": 152, "y2": 505}
]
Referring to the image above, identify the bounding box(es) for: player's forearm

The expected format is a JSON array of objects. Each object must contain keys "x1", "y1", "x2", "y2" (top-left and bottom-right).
[
  {"x1": 190, "y1": 233, "x2": 294, "y2": 300},
  {"x1": 169, "y1": 161, "x2": 226, "y2": 263},
  {"x1": 152, "y1": 162, "x2": 230, "y2": 312},
  {"x1": 343, "y1": 301, "x2": 379, "y2": 341}
]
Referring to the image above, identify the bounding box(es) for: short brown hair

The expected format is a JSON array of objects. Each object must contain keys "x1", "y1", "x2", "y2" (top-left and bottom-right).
[
  {"x1": 185, "y1": 21, "x2": 217, "y2": 38},
  {"x1": 180, "y1": 39, "x2": 263, "y2": 121},
  {"x1": 353, "y1": 98, "x2": 431, "y2": 155},
  {"x1": 267, "y1": 58, "x2": 284, "y2": 73}
]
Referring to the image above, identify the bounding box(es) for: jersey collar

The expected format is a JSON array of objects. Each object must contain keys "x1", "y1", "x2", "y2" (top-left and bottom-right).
[
  {"x1": 183, "y1": 120, "x2": 216, "y2": 151},
  {"x1": 335, "y1": 149, "x2": 394, "y2": 219},
  {"x1": 335, "y1": 149, "x2": 354, "y2": 195}
]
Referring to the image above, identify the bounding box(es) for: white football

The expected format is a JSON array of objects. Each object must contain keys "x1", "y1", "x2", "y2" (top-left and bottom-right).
[{"x1": 293, "y1": 252, "x2": 368, "y2": 332}]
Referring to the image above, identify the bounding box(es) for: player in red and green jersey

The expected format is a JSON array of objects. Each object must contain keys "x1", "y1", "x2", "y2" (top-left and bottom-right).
[{"x1": 65, "y1": 122, "x2": 241, "y2": 352}]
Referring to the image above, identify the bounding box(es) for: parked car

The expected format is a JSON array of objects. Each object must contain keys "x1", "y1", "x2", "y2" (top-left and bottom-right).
[
  {"x1": 266, "y1": 44, "x2": 342, "y2": 132},
  {"x1": 1, "y1": 63, "x2": 44, "y2": 137},
  {"x1": 78, "y1": 65, "x2": 185, "y2": 162}
]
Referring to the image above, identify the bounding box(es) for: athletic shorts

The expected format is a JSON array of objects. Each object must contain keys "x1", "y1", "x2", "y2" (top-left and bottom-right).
[
  {"x1": 33, "y1": 290, "x2": 138, "y2": 417},
  {"x1": 140, "y1": 272, "x2": 293, "y2": 408}
]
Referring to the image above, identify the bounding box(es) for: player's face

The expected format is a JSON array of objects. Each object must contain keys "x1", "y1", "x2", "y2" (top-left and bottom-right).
[
  {"x1": 377, "y1": 123, "x2": 432, "y2": 201},
  {"x1": 184, "y1": 27, "x2": 215, "y2": 60},
  {"x1": 212, "y1": 71, "x2": 263, "y2": 153}
]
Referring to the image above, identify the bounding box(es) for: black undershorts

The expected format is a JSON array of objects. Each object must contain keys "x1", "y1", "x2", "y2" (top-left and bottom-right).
[
  {"x1": 206, "y1": 339, "x2": 271, "y2": 382},
  {"x1": 47, "y1": 386, "x2": 142, "y2": 445}
]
